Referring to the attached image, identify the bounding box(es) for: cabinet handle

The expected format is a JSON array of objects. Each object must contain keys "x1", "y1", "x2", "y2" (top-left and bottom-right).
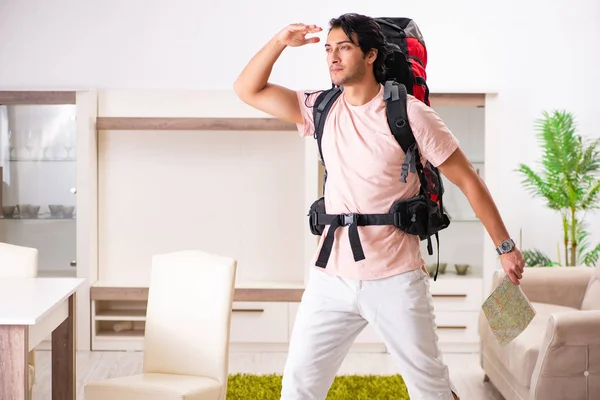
[
  {"x1": 437, "y1": 326, "x2": 467, "y2": 330},
  {"x1": 432, "y1": 294, "x2": 467, "y2": 298},
  {"x1": 232, "y1": 308, "x2": 264, "y2": 313}
]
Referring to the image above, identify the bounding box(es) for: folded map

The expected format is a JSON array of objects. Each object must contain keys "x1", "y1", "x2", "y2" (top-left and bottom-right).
[{"x1": 481, "y1": 273, "x2": 536, "y2": 346}]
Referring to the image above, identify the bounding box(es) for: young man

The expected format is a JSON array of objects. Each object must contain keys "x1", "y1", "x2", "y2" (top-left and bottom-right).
[{"x1": 234, "y1": 13, "x2": 525, "y2": 400}]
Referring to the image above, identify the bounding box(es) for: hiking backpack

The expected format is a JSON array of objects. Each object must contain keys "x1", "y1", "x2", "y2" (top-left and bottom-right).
[
  {"x1": 306, "y1": 17, "x2": 450, "y2": 280},
  {"x1": 377, "y1": 17, "x2": 430, "y2": 106}
]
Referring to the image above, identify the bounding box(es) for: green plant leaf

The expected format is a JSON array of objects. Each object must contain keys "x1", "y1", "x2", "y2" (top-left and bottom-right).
[
  {"x1": 523, "y1": 248, "x2": 555, "y2": 267},
  {"x1": 582, "y1": 244, "x2": 600, "y2": 268},
  {"x1": 517, "y1": 110, "x2": 600, "y2": 267}
]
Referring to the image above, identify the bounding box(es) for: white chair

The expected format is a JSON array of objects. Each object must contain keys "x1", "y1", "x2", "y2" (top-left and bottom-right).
[
  {"x1": 84, "y1": 250, "x2": 237, "y2": 400},
  {"x1": 0, "y1": 241, "x2": 38, "y2": 400},
  {"x1": 0, "y1": 241, "x2": 38, "y2": 278}
]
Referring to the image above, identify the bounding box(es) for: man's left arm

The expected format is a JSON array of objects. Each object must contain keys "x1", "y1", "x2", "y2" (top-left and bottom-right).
[{"x1": 437, "y1": 147, "x2": 525, "y2": 285}]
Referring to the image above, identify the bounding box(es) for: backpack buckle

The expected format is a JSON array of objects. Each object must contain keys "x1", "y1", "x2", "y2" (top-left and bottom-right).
[
  {"x1": 400, "y1": 163, "x2": 409, "y2": 183},
  {"x1": 341, "y1": 213, "x2": 357, "y2": 226},
  {"x1": 393, "y1": 212, "x2": 402, "y2": 228}
]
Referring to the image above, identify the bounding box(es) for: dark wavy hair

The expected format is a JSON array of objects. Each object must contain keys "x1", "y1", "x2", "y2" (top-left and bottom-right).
[{"x1": 328, "y1": 13, "x2": 389, "y2": 83}]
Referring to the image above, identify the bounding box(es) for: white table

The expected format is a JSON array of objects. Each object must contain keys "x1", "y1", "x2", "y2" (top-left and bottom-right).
[{"x1": 0, "y1": 277, "x2": 84, "y2": 400}]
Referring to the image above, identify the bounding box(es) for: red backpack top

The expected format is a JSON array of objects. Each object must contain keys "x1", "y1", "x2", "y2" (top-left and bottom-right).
[{"x1": 375, "y1": 17, "x2": 430, "y2": 106}]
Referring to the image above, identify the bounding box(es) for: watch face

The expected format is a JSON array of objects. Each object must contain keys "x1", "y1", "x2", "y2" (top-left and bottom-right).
[{"x1": 501, "y1": 241, "x2": 512, "y2": 252}]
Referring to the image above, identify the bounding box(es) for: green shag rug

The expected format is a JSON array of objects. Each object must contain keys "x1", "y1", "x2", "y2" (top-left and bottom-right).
[{"x1": 227, "y1": 374, "x2": 409, "y2": 399}]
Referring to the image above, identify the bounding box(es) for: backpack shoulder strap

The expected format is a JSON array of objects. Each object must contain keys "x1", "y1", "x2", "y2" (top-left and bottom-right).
[
  {"x1": 312, "y1": 86, "x2": 343, "y2": 166},
  {"x1": 384, "y1": 80, "x2": 419, "y2": 183}
]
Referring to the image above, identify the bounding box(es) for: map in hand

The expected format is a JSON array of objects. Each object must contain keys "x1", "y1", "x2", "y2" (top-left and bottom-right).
[{"x1": 481, "y1": 274, "x2": 536, "y2": 346}]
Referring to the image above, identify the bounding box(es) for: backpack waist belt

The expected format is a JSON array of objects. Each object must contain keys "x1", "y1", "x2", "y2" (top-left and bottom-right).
[
  {"x1": 311, "y1": 211, "x2": 399, "y2": 268},
  {"x1": 308, "y1": 196, "x2": 429, "y2": 268}
]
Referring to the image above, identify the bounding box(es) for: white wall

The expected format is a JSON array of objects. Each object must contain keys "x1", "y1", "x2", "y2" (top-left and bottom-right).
[
  {"x1": 97, "y1": 127, "x2": 307, "y2": 286},
  {"x1": 1, "y1": 0, "x2": 599, "y2": 288},
  {"x1": 0, "y1": 0, "x2": 494, "y2": 92}
]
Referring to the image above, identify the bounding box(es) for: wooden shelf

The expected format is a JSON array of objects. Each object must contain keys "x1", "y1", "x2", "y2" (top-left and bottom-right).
[
  {"x1": 429, "y1": 93, "x2": 485, "y2": 107},
  {"x1": 90, "y1": 286, "x2": 149, "y2": 301},
  {"x1": 96, "y1": 117, "x2": 297, "y2": 131},
  {"x1": 95, "y1": 329, "x2": 145, "y2": 340},
  {"x1": 0, "y1": 91, "x2": 76, "y2": 105},
  {"x1": 95, "y1": 309, "x2": 147, "y2": 321},
  {"x1": 90, "y1": 285, "x2": 305, "y2": 302},
  {"x1": 95, "y1": 93, "x2": 485, "y2": 131}
]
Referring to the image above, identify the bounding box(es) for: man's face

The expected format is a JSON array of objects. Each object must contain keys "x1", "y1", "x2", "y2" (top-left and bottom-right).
[{"x1": 325, "y1": 27, "x2": 375, "y2": 86}]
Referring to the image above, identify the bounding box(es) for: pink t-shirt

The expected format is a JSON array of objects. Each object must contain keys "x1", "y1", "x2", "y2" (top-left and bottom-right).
[{"x1": 296, "y1": 84, "x2": 460, "y2": 280}]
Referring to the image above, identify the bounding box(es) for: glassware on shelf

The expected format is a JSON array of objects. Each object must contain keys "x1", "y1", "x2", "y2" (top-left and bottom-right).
[
  {"x1": 30, "y1": 205, "x2": 40, "y2": 218},
  {"x1": 42, "y1": 144, "x2": 51, "y2": 161},
  {"x1": 24, "y1": 130, "x2": 35, "y2": 161},
  {"x1": 63, "y1": 125, "x2": 76, "y2": 161},
  {"x1": 7, "y1": 130, "x2": 16, "y2": 161},
  {"x1": 455, "y1": 264, "x2": 470, "y2": 275},
  {"x1": 62, "y1": 205, "x2": 75, "y2": 218},
  {"x1": 0, "y1": 204, "x2": 76, "y2": 219},
  {"x1": 46, "y1": 204, "x2": 76, "y2": 219},
  {"x1": 18, "y1": 204, "x2": 30, "y2": 218},
  {"x1": 49, "y1": 204, "x2": 63, "y2": 217},
  {"x1": 1, "y1": 206, "x2": 16, "y2": 218}
]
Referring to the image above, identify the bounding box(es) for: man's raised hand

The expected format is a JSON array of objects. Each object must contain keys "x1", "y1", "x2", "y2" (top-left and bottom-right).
[{"x1": 275, "y1": 24, "x2": 322, "y2": 47}]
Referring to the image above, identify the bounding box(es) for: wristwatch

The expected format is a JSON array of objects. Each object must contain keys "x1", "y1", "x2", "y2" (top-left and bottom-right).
[{"x1": 496, "y1": 239, "x2": 515, "y2": 255}]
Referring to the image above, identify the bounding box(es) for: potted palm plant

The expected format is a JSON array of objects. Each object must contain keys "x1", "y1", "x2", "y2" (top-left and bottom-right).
[{"x1": 517, "y1": 110, "x2": 600, "y2": 267}]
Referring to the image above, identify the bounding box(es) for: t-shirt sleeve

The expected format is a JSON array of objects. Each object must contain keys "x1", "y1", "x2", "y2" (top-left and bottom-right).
[
  {"x1": 295, "y1": 90, "x2": 322, "y2": 138},
  {"x1": 407, "y1": 98, "x2": 460, "y2": 167}
]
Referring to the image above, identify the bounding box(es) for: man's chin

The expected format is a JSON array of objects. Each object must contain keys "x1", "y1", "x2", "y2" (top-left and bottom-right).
[{"x1": 330, "y1": 77, "x2": 345, "y2": 87}]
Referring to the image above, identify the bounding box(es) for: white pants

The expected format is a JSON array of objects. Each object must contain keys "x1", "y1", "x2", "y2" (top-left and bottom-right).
[{"x1": 281, "y1": 266, "x2": 458, "y2": 400}]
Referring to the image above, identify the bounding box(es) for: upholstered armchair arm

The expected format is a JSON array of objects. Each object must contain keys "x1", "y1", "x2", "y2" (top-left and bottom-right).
[
  {"x1": 518, "y1": 267, "x2": 593, "y2": 309},
  {"x1": 530, "y1": 310, "x2": 600, "y2": 400}
]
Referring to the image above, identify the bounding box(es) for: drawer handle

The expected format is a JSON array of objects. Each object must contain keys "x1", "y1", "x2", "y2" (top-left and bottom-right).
[
  {"x1": 437, "y1": 326, "x2": 467, "y2": 330},
  {"x1": 432, "y1": 294, "x2": 467, "y2": 298},
  {"x1": 232, "y1": 308, "x2": 264, "y2": 313}
]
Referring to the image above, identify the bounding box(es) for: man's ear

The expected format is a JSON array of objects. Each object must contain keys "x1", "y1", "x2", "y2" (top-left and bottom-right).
[{"x1": 367, "y1": 48, "x2": 378, "y2": 64}]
